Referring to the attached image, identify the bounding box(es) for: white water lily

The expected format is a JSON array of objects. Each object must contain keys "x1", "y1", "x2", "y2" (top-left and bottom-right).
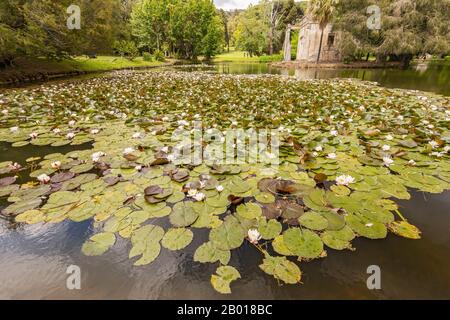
[
  {"x1": 37, "y1": 174, "x2": 51, "y2": 184},
  {"x1": 315, "y1": 145, "x2": 323, "y2": 152},
  {"x1": 383, "y1": 156, "x2": 394, "y2": 167},
  {"x1": 330, "y1": 130, "x2": 338, "y2": 137},
  {"x1": 66, "y1": 132, "x2": 75, "y2": 139},
  {"x1": 444, "y1": 146, "x2": 450, "y2": 153},
  {"x1": 397, "y1": 115, "x2": 404, "y2": 121},
  {"x1": 91, "y1": 151, "x2": 106, "y2": 162},
  {"x1": 177, "y1": 120, "x2": 189, "y2": 126},
  {"x1": 382, "y1": 145, "x2": 391, "y2": 151},
  {"x1": 167, "y1": 153, "x2": 176, "y2": 162},
  {"x1": 10, "y1": 126, "x2": 19, "y2": 133},
  {"x1": 68, "y1": 120, "x2": 76, "y2": 126},
  {"x1": 51, "y1": 161, "x2": 61, "y2": 169},
  {"x1": 123, "y1": 147, "x2": 135, "y2": 155},
  {"x1": 135, "y1": 165, "x2": 143, "y2": 171},
  {"x1": 161, "y1": 146, "x2": 169, "y2": 153},
  {"x1": 431, "y1": 152, "x2": 443, "y2": 158},
  {"x1": 2, "y1": 109, "x2": 8, "y2": 115},
  {"x1": 429, "y1": 141, "x2": 439, "y2": 149},
  {"x1": 312, "y1": 151, "x2": 319, "y2": 157},
  {"x1": 327, "y1": 153, "x2": 337, "y2": 159},
  {"x1": 216, "y1": 185, "x2": 224, "y2": 192},
  {"x1": 162, "y1": 116, "x2": 169, "y2": 121},
  {"x1": 9, "y1": 162, "x2": 22, "y2": 170},
  {"x1": 385, "y1": 134, "x2": 394, "y2": 141},
  {"x1": 53, "y1": 128, "x2": 61, "y2": 134},
  {"x1": 132, "y1": 132, "x2": 142, "y2": 139},
  {"x1": 29, "y1": 132, "x2": 38, "y2": 139},
  {"x1": 335, "y1": 175, "x2": 355, "y2": 186},
  {"x1": 248, "y1": 229, "x2": 262, "y2": 244},
  {"x1": 192, "y1": 192, "x2": 206, "y2": 202},
  {"x1": 90, "y1": 129, "x2": 99, "y2": 135},
  {"x1": 188, "y1": 189, "x2": 198, "y2": 197},
  {"x1": 408, "y1": 159, "x2": 416, "y2": 166}
]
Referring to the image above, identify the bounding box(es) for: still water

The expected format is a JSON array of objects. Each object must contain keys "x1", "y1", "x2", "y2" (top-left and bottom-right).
[
  {"x1": 0, "y1": 62, "x2": 449, "y2": 299},
  {"x1": 210, "y1": 60, "x2": 450, "y2": 96}
]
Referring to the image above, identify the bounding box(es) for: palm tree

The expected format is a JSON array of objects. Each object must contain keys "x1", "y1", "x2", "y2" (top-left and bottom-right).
[{"x1": 308, "y1": 0, "x2": 339, "y2": 64}]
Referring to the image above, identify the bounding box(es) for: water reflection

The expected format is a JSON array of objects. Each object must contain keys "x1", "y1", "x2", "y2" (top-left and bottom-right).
[{"x1": 213, "y1": 61, "x2": 450, "y2": 96}]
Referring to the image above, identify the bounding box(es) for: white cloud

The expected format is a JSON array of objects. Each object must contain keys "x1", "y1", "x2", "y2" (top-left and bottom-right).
[{"x1": 214, "y1": 0, "x2": 260, "y2": 10}]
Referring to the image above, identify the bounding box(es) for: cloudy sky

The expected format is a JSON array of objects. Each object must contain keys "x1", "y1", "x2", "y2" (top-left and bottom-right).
[{"x1": 214, "y1": 0, "x2": 260, "y2": 10}]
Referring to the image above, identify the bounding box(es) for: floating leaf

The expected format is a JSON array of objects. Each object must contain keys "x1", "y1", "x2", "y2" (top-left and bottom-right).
[
  {"x1": 161, "y1": 227, "x2": 194, "y2": 250},
  {"x1": 283, "y1": 228, "x2": 324, "y2": 259},
  {"x1": 210, "y1": 215, "x2": 246, "y2": 250},
  {"x1": 82, "y1": 232, "x2": 116, "y2": 256},
  {"x1": 389, "y1": 221, "x2": 421, "y2": 239},
  {"x1": 259, "y1": 255, "x2": 301, "y2": 284},
  {"x1": 194, "y1": 241, "x2": 230, "y2": 265},
  {"x1": 211, "y1": 266, "x2": 241, "y2": 294},
  {"x1": 236, "y1": 202, "x2": 262, "y2": 220},
  {"x1": 169, "y1": 202, "x2": 198, "y2": 227}
]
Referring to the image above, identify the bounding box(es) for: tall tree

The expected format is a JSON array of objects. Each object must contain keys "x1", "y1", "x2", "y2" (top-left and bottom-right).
[{"x1": 308, "y1": 0, "x2": 339, "y2": 63}]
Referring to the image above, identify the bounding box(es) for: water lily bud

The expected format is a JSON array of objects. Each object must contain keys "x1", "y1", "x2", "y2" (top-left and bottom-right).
[
  {"x1": 37, "y1": 174, "x2": 51, "y2": 184},
  {"x1": 248, "y1": 229, "x2": 261, "y2": 244}
]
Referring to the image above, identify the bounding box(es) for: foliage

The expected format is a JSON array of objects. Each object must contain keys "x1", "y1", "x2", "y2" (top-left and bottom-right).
[
  {"x1": 113, "y1": 40, "x2": 139, "y2": 60},
  {"x1": 1, "y1": 71, "x2": 449, "y2": 294},
  {"x1": 131, "y1": 0, "x2": 224, "y2": 60}
]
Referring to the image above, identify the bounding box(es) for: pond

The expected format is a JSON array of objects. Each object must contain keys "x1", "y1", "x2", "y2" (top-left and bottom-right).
[
  {"x1": 0, "y1": 67, "x2": 449, "y2": 300},
  {"x1": 202, "y1": 60, "x2": 450, "y2": 97}
]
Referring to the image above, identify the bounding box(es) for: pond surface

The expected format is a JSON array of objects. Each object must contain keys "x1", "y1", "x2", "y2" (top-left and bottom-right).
[
  {"x1": 0, "y1": 64, "x2": 449, "y2": 300},
  {"x1": 208, "y1": 60, "x2": 450, "y2": 96}
]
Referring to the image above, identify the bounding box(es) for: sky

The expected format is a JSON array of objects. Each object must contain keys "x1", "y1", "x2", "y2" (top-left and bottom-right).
[{"x1": 213, "y1": 0, "x2": 260, "y2": 10}]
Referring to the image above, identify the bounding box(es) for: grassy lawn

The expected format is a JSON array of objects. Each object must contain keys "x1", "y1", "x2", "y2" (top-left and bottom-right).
[
  {"x1": 0, "y1": 56, "x2": 167, "y2": 84},
  {"x1": 213, "y1": 50, "x2": 283, "y2": 63}
]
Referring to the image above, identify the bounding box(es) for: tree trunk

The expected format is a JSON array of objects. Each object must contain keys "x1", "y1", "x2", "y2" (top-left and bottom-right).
[
  {"x1": 269, "y1": 26, "x2": 274, "y2": 56},
  {"x1": 316, "y1": 28, "x2": 324, "y2": 64}
]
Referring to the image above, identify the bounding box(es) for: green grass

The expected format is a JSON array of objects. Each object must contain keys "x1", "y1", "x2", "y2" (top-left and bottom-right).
[
  {"x1": 213, "y1": 51, "x2": 283, "y2": 63},
  {"x1": 69, "y1": 56, "x2": 164, "y2": 71},
  {"x1": 0, "y1": 55, "x2": 167, "y2": 84}
]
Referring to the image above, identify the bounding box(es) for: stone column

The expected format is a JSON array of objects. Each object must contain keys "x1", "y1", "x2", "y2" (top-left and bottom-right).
[{"x1": 283, "y1": 25, "x2": 292, "y2": 62}]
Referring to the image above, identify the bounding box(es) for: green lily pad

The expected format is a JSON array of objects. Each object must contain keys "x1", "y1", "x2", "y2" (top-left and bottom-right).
[
  {"x1": 298, "y1": 211, "x2": 329, "y2": 231},
  {"x1": 161, "y1": 227, "x2": 194, "y2": 250},
  {"x1": 236, "y1": 202, "x2": 262, "y2": 220},
  {"x1": 283, "y1": 228, "x2": 324, "y2": 259},
  {"x1": 169, "y1": 202, "x2": 199, "y2": 227},
  {"x1": 82, "y1": 232, "x2": 116, "y2": 256},
  {"x1": 259, "y1": 255, "x2": 301, "y2": 284},
  {"x1": 210, "y1": 215, "x2": 246, "y2": 250},
  {"x1": 194, "y1": 241, "x2": 231, "y2": 265},
  {"x1": 211, "y1": 266, "x2": 241, "y2": 294}
]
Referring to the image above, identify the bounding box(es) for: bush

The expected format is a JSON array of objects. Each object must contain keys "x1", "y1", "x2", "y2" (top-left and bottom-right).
[
  {"x1": 113, "y1": 40, "x2": 139, "y2": 61},
  {"x1": 153, "y1": 49, "x2": 165, "y2": 62},
  {"x1": 143, "y1": 52, "x2": 153, "y2": 62},
  {"x1": 258, "y1": 54, "x2": 283, "y2": 63}
]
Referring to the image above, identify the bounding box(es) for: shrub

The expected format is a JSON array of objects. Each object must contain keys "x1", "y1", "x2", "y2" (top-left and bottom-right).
[
  {"x1": 153, "y1": 49, "x2": 165, "y2": 62},
  {"x1": 113, "y1": 40, "x2": 139, "y2": 61},
  {"x1": 143, "y1": 52, "x2": 153, "y2": 62}
]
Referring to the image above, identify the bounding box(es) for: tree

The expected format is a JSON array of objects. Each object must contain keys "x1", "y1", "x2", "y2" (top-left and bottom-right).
[{"x1": 308, "y1": 0, "x2": 340, "y2": 64}]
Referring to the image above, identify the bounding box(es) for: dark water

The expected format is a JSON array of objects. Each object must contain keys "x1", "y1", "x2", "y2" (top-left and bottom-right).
[
  {"x1": 209, "y1": 60, "x2": 450, "y2": 96},
  {"x1": 1, "y1": 63, "x2": 450, "y2": 299}
]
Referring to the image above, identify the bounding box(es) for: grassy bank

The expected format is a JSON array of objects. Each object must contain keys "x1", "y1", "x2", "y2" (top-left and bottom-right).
[
  {"x1": 0, "y1": 56, "x2": 167, "y2": 85},
  {"x1": 213, "y1": 50, "x2": 283, "y2": 63}
]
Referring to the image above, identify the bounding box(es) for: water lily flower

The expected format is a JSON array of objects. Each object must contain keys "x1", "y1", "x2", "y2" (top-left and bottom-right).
[
  {"x1": 187, "y1": 189, "x2": 198, "y2": 197},
  {"x1": 408, "y1": 159, "x2": 416, "y2": 166},
  {"x1": 51, "y1": 161, "x2": 61, "y2": 169},
  {"x1": 92, "y1": 151, "x2": 106, "y2": 162},
  {"x1": 37, "y1": 174, "x2": 51, "y2": 184},
  {"x1": 335, "y1": 175, "x2": 355, "y2": 186},
  {"x1": 177, "y1": 120, "x2": 189, "y2": 126},
  {"x1": 429, "y1": 141, "x2": 439, "y2": 149},
  {"x1": 167, "y1": 154, "x2": 176, "y2": 162},
  {"x1": 162, "y1": 116, "x2": 169, "y2": 122},
  {"x1": 123, "y1": 147, "x2": 135, "y2": 155},
  {"x1": 90, "y1": 129, "x2": 99, "y2": 135},
  {"x1": 365, "y1": 223, "x2": 374, "y2": 228},
  {"x1": 248, "y1": 229, "x2": 262, "y2": 244},
  {"x1": 385, "y1": 134, "x2": 394, "y2": 141},
  {"x1": 312, "y1": 151, "x2": 319, "y2": 157},
  {"x1": 10, "y1": 126, "x2": 19, "y2": 133},
  {"x1": 9, "y1": 162, "x2": 22, "y2": 171},
  {"x1": 330, "y1": 130, "x2": 338, "y2": 137},
  {"x1": 66, "y1": 132, "x2": 75, "y2": 140},
  {"x1": 69, "y1": 120, "x2": 76, "y2": 126},
  {"x1": 132, "y1": 132, "x2": 142, "y2": 139},
  {"x1": 53, "y1": 128, "x2": 61, "y2": 134},
  {"x1": 431, "y1": 152, "x2": 443, "y2": 158},
  {"x1": 428, "y1": 124, "x2": 434, "y2": 129},
  {"x1": 135, "y1": 165, "x2": 143, "y2": 171},
  {"x1": 444, "y1": 146, "x2": 450, "y2": 153},
  {"x1": 29, "y1": 132, "x2": 38, "y2": 139},
  {"x1": 161, "y1": 146, "x2": 169, "y2": 153},
  {"x1": 327, "y1": 153, "x2": 337, "y2": 159},
  {"x1": 1, "y1": 109, "x2": 8, "y2": 115},
  {"x1": 382, "y1": 145, "x2": 391, "y2": 151},
  {"x1": 383, "y1": 156, "x2": 394, "y2": 167},
  {"x1": 192, "y1": 192, "x2": 206, "y2": 202},
  {"x1": 315, "y1": 145, "x2": 323, "y2": 152},
  {"x1": 397, "y1": 115, "x2": 404, "y2": 121},
  {"x1": 216, "y1": 185, "x2": 224, "y2": 192}
]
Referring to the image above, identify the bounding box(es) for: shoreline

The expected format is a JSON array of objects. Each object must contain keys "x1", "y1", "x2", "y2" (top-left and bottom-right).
[
  {"x1": 0, "y1": 58, "x2": 176, "y2": 88},
  {"x1": 270, "y1": 61, "x2": 405, "y2": 69}
]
